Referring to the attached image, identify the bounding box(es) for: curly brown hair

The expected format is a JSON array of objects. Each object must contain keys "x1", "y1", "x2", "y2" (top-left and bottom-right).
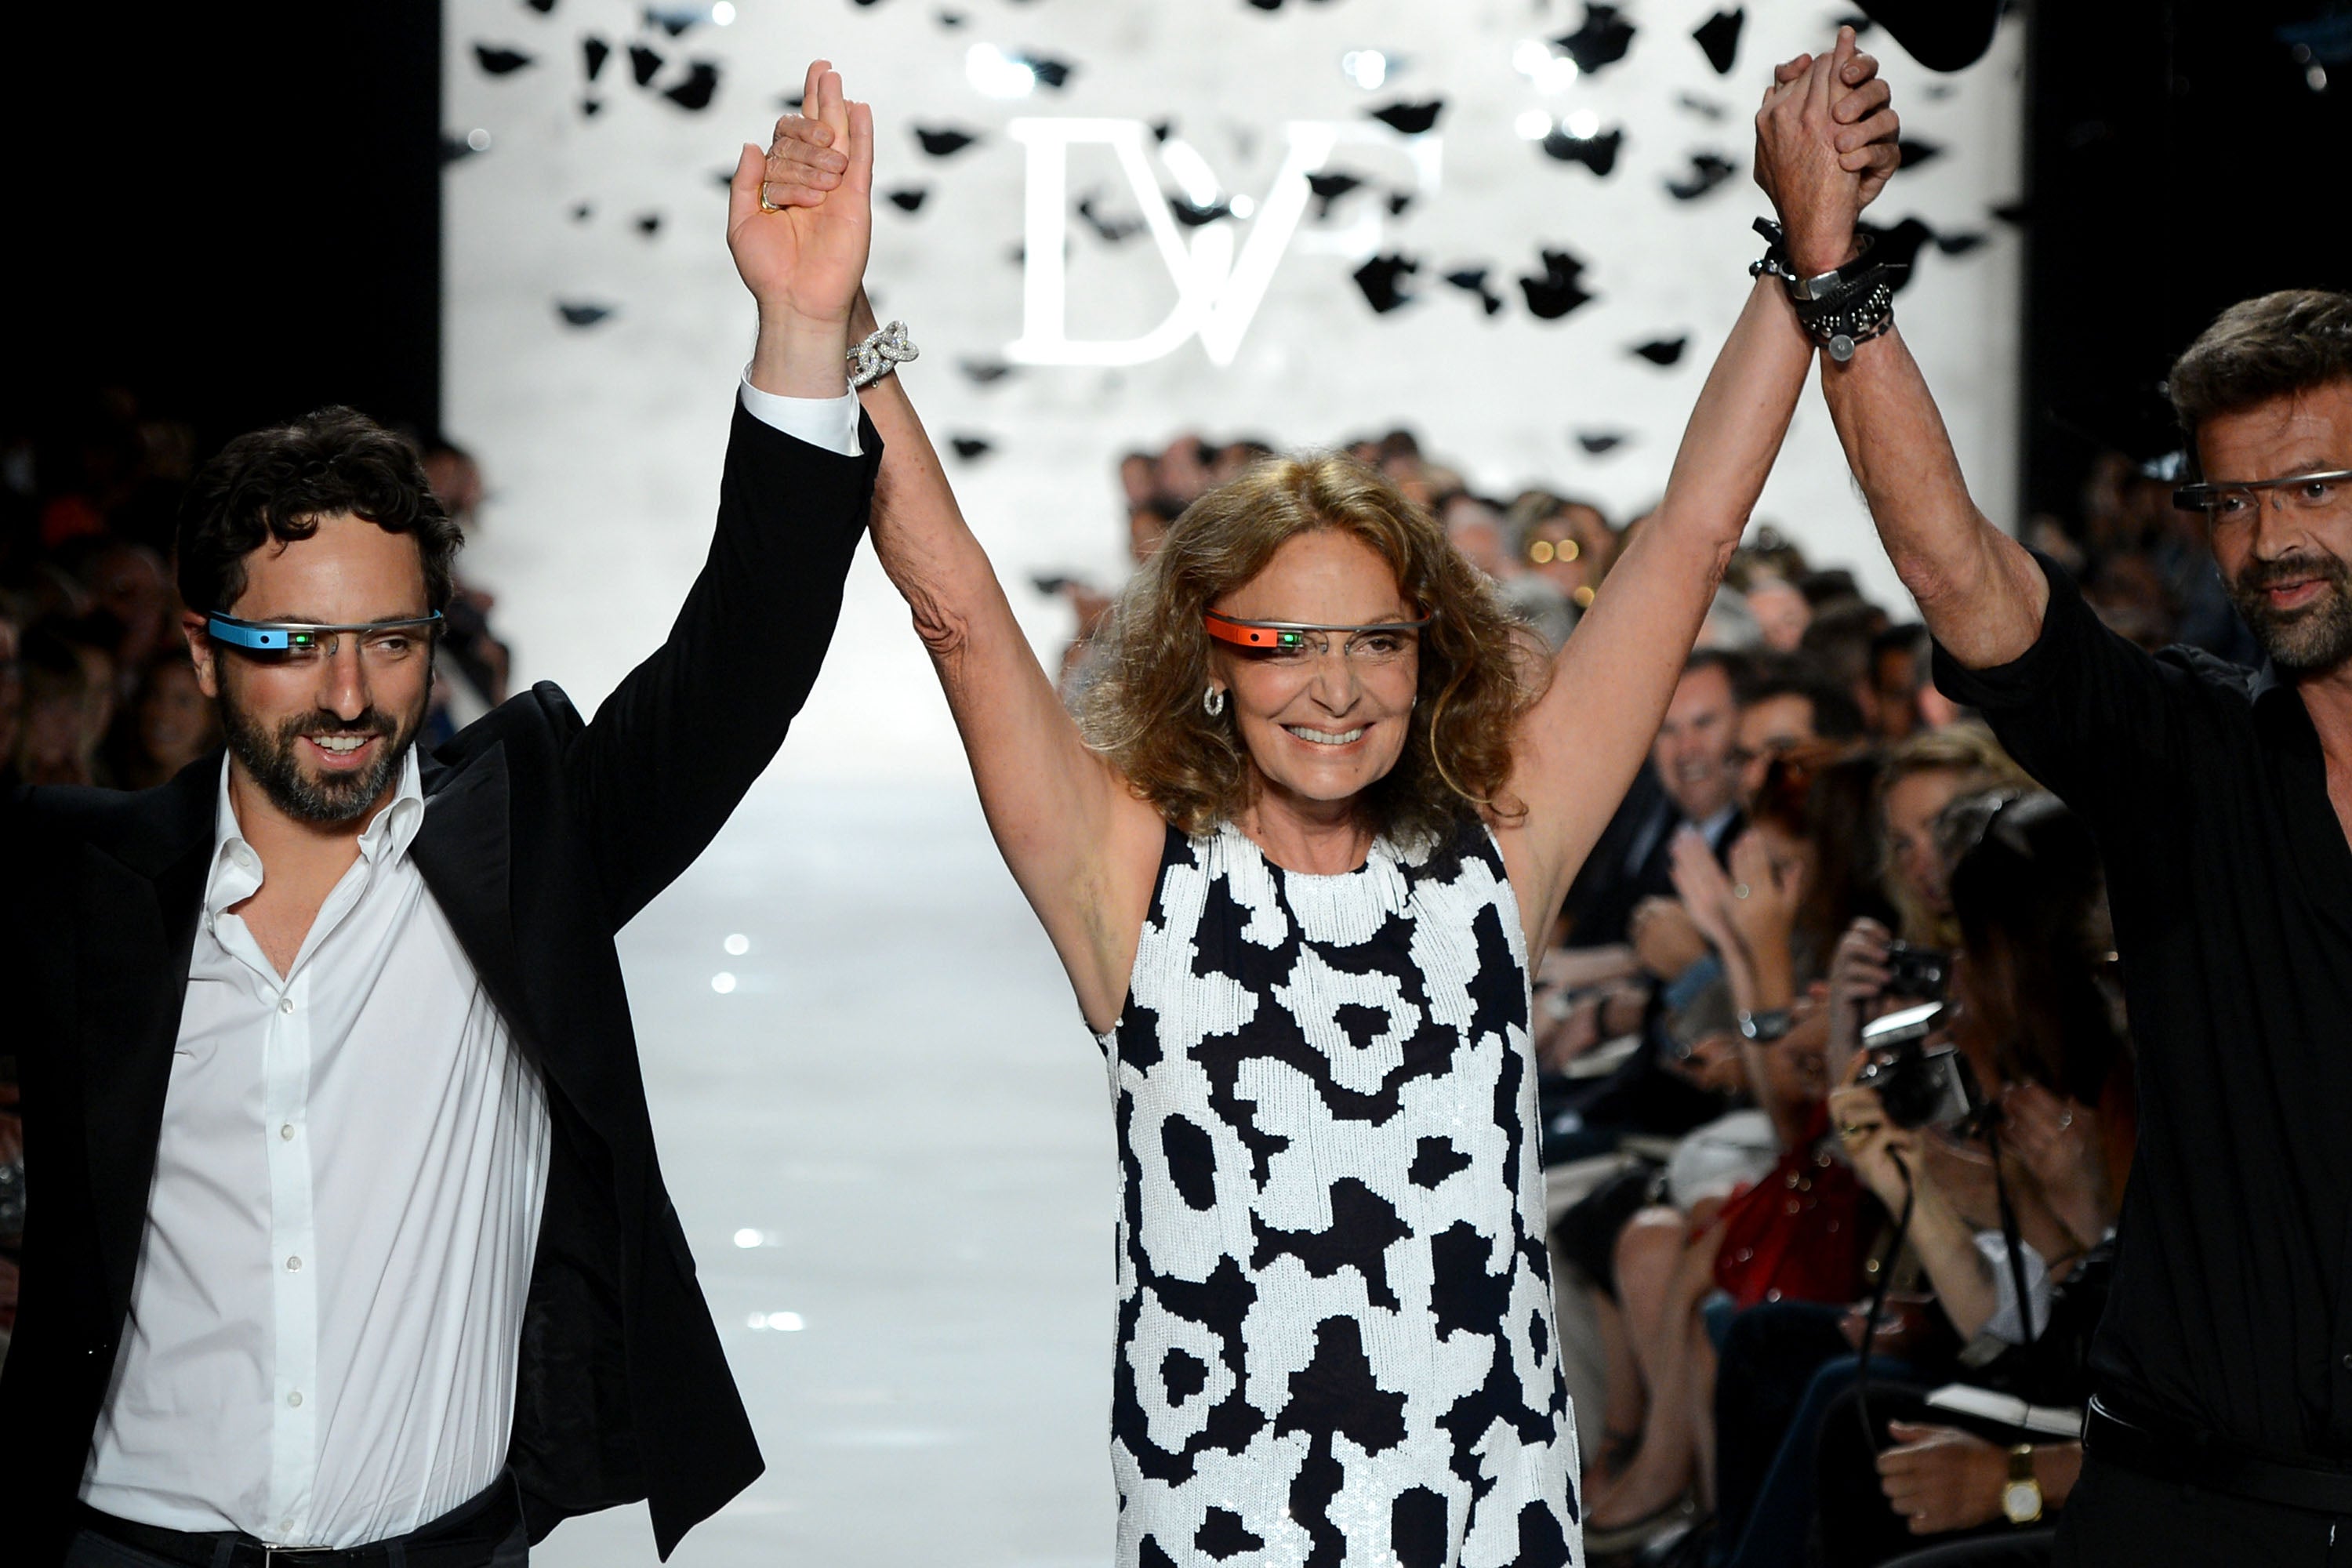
[{"x1": 1078, "y1": 453, "x2": 1543, "y2": 849}]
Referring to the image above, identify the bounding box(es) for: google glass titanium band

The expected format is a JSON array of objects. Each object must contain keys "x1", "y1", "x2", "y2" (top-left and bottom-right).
[
  {"x1": 205, "y1": 611, "x2": 444, "y2": 652},
  {"x1": 1202, "y1": 608, "x2": 1434, "y2": 650}
]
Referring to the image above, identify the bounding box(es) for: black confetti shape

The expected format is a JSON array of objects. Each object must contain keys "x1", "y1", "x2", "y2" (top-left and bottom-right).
[
  {"x1": 663, "y1": 61, "x2": 720, "y2": 111},
  {"x1": 1831, "y1": 13, "x2": 1875, "y2": 35},
  {"x1": 1894, "y1": 139, "x2": 1944, "y2": 172},
  {"x1": 1305, "y1": 171, "x2": 1364, "y2": 218},
  {"x1": 571, "y1": 202, "x2": 593, "y2": 221},
  {"x1": 1149, "y1": 120, "x2": 1174, "y2": 143},
  {"x1": 583, "y1": 38, "x2": 610, "y2": 81},
  {"x1": 1664, "y1": 151, "x2": 1736, "y2": 201},
  {"x1": 636, "y1": 212, "x2": 662, "y2": 236},
  {"x1": 629, "y1": 45, "x2": 664, "y2": 86},
  {"x1": 1555, "y1": 5, "x2": 1636, "y2": 75},
  {"x1": 1632, "y1": 336, "x2": 1688, "y2": 365},
  {"x1": 1519, "y1": 249, "x2": 1595, "y2": 320},
  {"x1": 526, "y1": 0, "x2": 557, "y2": 11},
  {"x1": 1387, "y1": 191, "x2": 1413, "y2": 216},
  {"x1": 1858, "y1": 217, "x2": 1933, "y2": 291},
  {"x1": 646, "y1": 5, "x2": 700, "y2": 37},
  {"x1": 711, "y1": 168, "x2": 736, "y2": 190},
  {"x1": 887, "y1": 187, "x2": 929, "y2": 212},
  {"x1": 475, "y1": 44, "x2": 535, "y2": 75},
  {"x1": 1443, "y1": 267, "x2": 1504, "y2": 317},
  {"x1": 959, "y1": 360, "x2": 1015, "y2": 385},
  {"x1": 1692, "y1": 9, "x2": 1744, "y2": 75},
  {"x1": 1540, "y1": 127, "x2": 1623, "y2": 176},
  {"x1": 949, "y1": 436, "x2": 994, "y2": 460},
  {"x1": 1675, "y1": 92, "x2": 1727, "y2": 121},
  {"x1": 1577, "y1": 431, "x2": 1630, "y2": 455},
  {"x1": 1370, "y1": 100, "x2": 1443, "y2": 135},
  {"x1": 1352, "y1": 253, "x2": 1419, "y2": 314},
  {"x1": 1015, "y1": 53, "x2": 1074, "y2": 88},
  {"x1": 581, "y1": 97, "x2": 603, "y2": 117},
  {"x1": 1247, "y1": 0, "x2": 1282, "y2": 9},
  {"x1": 915, "y1": 126, "x2": 981, "y2": 157},
  {"x1": 1076, "y1": 193, "x2": 1145, "y2": 243},
  {"x1": 556, "y1": 301, "x2": 616, "y2": 327},
  {"x1": 1170, "y1": 197, "x2": 1233, "y2": 227},
  {"x1": 938, "y1": 10, "x2": 967, "y2": 26},
  {"x1": 779, "y1": 93, "x2": 804, "y2": 111},
  {"x1": 1934, "y1": 230, "x2": 1988, "y2": 256}
]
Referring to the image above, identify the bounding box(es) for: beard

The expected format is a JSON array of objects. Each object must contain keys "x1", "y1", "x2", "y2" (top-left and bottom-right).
[
  {"x1": 218, "y1": 689, "x2": 423, "y2": 825},
  {"x1": 2229, "y1": 549, "x2": 2352, "y2": 674}
]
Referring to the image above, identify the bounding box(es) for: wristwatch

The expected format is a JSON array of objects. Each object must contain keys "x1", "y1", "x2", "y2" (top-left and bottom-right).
[
  {"x1": 2001, "y1": 1445, "x2": 2043, "y2": 1525},
  {"x1": 1737, "y1": 1008, "x2": 1794, "y2": 1044}
]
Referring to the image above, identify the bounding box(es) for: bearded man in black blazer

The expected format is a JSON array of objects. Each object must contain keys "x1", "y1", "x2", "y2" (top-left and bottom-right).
[{"x1": 0, "y1": 62, "x2": 880, "y2": 1568}]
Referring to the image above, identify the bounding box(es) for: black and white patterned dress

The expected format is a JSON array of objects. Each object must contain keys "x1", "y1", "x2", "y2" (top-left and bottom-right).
[{"x1": 1098, "y1": 816, "x2": 1581, "y2": 1568}]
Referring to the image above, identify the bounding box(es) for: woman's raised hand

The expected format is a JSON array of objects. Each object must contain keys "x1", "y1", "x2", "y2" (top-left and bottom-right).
[
  {"x1": 1724, "y1": 829, "x2": 1802, "y2": 949},
  {"x1": 728, "y1": 60, "x2": 874, "y2": 379},
  {"x1": 1667, "y1": 827, "x2": 1742, "y2": 954}
]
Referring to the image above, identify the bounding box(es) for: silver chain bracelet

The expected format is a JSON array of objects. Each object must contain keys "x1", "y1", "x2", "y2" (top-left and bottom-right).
[{"x1": 849, "y1": 321, "x2": 919, "y2": 389}]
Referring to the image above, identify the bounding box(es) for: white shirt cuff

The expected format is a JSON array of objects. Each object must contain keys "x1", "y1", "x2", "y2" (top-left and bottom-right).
[{"x1": 737, "y1": 371, "x2": 861, "y2": 457}]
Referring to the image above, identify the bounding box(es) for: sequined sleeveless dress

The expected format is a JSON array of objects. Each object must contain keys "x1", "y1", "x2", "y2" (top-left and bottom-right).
[{"x1": 1096, "y1": 817, "x2": 1581, "y2": 1568}]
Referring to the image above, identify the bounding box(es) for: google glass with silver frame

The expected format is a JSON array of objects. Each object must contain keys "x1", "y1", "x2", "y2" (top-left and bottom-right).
[{"x1": 2172, "y1": 469, "x2": 2352, "y2": 517}]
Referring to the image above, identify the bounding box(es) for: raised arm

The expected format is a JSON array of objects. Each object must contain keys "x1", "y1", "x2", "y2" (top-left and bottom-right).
[
  {"x1": 1505, "y1": 35, "x2": 1898, "y2": 920},
  {"x1": 564, "y1": 62, "x2": 879, "y2": 922},
  {"x1": 1762, "y1": 70, "x2": 2049, "y2": 669},
  {"x1": 768, "y1": 100, "x2": 1163, "y2": 1034}
]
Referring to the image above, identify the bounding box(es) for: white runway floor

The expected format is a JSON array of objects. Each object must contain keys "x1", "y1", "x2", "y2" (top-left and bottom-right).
[{"x1": 536, "y1": 779, "x2": 1116, "y2": 1568}]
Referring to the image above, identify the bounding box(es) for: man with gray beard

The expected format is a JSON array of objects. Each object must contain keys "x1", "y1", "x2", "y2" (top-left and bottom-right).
[{"x1": 1773, "y1": 94, "x2": 2352, "y2": 1561}]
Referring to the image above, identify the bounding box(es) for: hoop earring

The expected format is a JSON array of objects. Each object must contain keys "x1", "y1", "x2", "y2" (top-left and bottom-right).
[{"x1": 1203, "y1": 685, "x2": 1227, "y2": 717}]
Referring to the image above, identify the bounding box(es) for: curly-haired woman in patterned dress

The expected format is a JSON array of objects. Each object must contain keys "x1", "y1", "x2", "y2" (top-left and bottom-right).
[{"x1": 768, "y1": 34, "x2": 1899, "y2": 1568}]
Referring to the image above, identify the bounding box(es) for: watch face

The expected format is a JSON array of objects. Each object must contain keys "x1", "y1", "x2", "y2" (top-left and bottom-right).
[{"x1": 2002, "y1": 1479, "x2": 2042, "y2": 1524}]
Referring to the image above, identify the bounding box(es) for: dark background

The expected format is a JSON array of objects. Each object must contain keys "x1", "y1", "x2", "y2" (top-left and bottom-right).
[
  {"x1": 6, "y1": 3, "x2": 444, "y2": 452},
  {"x1": 5, "y1": 0, "x2": 2349, "y2": 521},
  {"x1": 2021, "y1": 0, "x2": 2352, "y2": 505}
]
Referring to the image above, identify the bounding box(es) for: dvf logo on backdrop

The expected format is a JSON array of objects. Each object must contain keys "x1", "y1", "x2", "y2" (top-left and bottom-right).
[{"x1": 1005, "y1": 119, "x2": 1441, "y2": 368}]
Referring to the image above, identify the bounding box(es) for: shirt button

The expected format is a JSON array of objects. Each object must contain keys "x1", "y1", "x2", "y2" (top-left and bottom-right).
[
  {"x1": 2341, "y1": 1353, "x2": 2352, "y2": 1372},
  {"x1": 280, "y1": 996, "x2": 296, "y2": 1014},
  {"x1": 281, "y1": 1124, "x2": 296, "y2": 1141},
  {"x1": 286, "y1": 1256, "x2": 302, "y2": 1272},
  {"x1": 288, "y1": 1391, "x2": 303, "y2": 1407}
]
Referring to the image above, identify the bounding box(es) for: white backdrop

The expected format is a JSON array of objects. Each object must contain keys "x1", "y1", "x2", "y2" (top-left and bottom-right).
[{"x1": 445, "y1": 0, "x2": 2024, "y2": 782}]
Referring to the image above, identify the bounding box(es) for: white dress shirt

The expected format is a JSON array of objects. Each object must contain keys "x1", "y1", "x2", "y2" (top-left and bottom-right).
[{"x1": 81, "y1": 381, "x2": 859, "y2": 1546}]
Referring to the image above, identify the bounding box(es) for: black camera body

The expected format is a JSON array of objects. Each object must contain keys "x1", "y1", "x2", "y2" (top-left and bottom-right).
[
  {"x1": 1857, "y1": 1000, "x2": 1982, "y2": 1131},
  {"x1": 1882, "y1": 940, "x2": 1951, "y2": 1002}
]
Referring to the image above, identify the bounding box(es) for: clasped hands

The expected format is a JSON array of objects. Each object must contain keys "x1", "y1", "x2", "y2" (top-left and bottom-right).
[
  {"x1": 1755, "y1": 25, "x2": 1905, "y2": 278},
  {"x1": 730, "y1": 59, "x2": 876, "y2": 397}
]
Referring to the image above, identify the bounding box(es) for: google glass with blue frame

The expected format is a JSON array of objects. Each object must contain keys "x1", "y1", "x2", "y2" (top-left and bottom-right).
[{"x1": 205, "y1": 611, "x2": 444, "y2": 654}]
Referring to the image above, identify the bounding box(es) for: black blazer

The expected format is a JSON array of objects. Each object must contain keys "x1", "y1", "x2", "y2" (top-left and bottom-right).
[{"x1": 0, "y1": 402, "x2": 880, "y2": 1563}]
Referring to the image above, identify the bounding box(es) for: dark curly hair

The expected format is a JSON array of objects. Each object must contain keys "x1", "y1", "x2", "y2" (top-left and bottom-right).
[
  {"x1": 176, "y1": 405, "x2": 460, "y2": 616},
  {"x1": 1077, "y1": 452, "x2": 1543, "y2": 850}
]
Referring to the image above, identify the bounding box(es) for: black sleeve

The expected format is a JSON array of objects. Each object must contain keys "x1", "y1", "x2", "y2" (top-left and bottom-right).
[
  {"x1": 562, "y1": 399, "x2": 881, "y2": 925},
  {"x1": 1930, "y1": 551, "x2": 2194, "y2": 817}
]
